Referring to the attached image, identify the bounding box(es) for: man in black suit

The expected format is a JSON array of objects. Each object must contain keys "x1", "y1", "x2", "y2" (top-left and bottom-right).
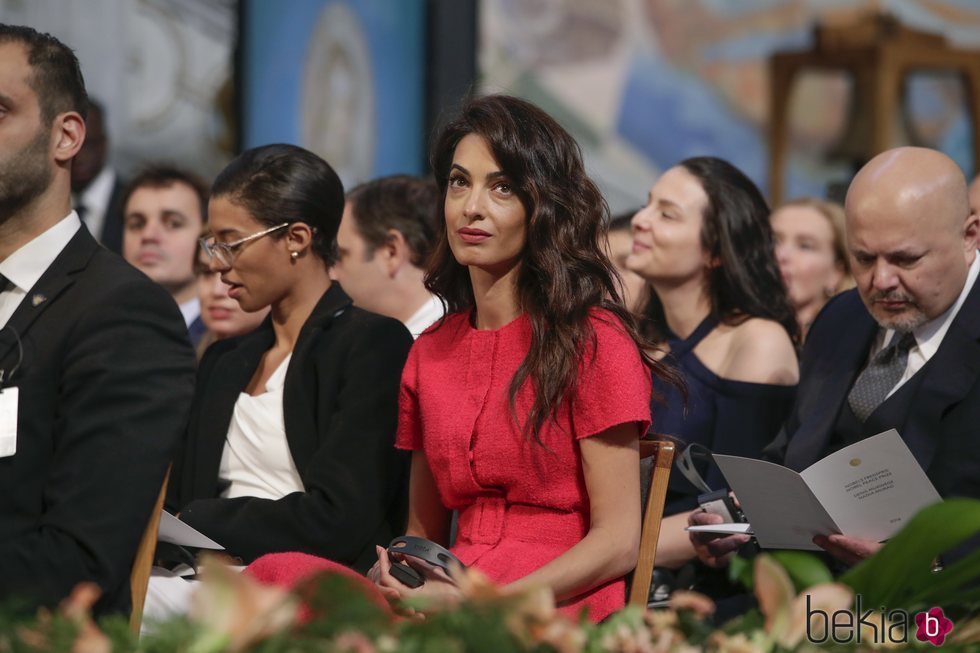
[
  {"x1": 691, "y1": 146, "x2": 979, "y2": 568},
  {"x1": 0, "y1": 25, "x2": 195, "y2": 615},
  {"x1": 71, "y1": 98, "x2": 126, "y2": 253}
]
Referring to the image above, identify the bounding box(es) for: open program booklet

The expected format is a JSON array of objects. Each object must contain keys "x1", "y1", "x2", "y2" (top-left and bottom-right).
[{"x1": 687, "y1": 430, "x2": 941, "y2": 550}]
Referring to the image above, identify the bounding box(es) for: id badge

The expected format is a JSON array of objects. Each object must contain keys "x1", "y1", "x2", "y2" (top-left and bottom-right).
[{"x1": 0, "y1": 387, "x2": 18, "y2": 458}]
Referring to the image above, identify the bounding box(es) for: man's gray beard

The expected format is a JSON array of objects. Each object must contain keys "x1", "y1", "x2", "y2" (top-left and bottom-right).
[{"x1": 873, "y1": 310, "x2": 927, "y2": 333}]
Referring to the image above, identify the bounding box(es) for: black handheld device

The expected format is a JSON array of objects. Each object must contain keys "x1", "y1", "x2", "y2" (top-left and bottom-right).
[
  {"x1": 386, "y1": 535, "x2": 465, "y2": 588},
  {"x1": 697, "y1": 488, "x2": 747, "y2": 523}
]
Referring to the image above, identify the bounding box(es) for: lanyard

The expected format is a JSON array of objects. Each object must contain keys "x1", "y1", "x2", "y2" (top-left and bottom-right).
[{"x1": 675, "y1": 442, "x2": 715, "y2": 494}]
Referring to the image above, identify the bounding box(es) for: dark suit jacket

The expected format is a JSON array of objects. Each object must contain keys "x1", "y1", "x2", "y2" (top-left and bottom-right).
[
  {"x1": 169, "y1": 284, "x2": 413, "y2": 573},
  {"x1": 764, "y1": 283, "x2": 980, "y2": 500},
  {"x1": 0, "y1": 226, "x2": 195, "y2": 615},
  {"x1": 98, "y1": 175, "x2": 126, "y2": 254},
  {"x1": 188, "y1": 315, "x2": 207, "y2": 348}
]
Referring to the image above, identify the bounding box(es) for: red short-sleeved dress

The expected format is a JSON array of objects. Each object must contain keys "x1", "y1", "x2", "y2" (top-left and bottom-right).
[{"x1": 396, "y1": 309, "x2": 652, "y2": 622}]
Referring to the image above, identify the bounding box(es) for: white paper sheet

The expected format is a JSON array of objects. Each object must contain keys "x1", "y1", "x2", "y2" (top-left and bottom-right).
[
  {"x1": 712, "y1": 429, "x2": 941, "y2": 550},
  {"x1": 158, "y1": 511, "x2": 224, "y2": 549},
  {"x1": 686, "y1": 523, "x2": 754, "y2": 535}
]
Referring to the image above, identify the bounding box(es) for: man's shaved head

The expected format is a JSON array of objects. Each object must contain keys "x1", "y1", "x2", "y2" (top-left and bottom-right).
[{"x1": 845, "y1": 147, "x2": 978, "y2": 331}]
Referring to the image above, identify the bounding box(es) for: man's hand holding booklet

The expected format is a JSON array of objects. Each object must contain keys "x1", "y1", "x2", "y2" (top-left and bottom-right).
[{"x1": 686, "y1": 429, "x2": 941, "y2": 550}]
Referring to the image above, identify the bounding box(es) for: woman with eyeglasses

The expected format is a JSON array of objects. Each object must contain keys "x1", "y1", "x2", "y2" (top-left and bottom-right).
[{"x1": 165, "y1": 143, "x2": 413, "y2": 574}]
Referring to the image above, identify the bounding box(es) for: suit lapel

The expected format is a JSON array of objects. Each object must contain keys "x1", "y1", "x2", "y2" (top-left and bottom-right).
[
  {"x1": 0, "y1": 228, "x2": 97, "y2": 368},
  {"x1": 785, "y1": 297, "x2": 878, "y2": 470},
  {"x1": 282, "y1": 284, "x2": 353, "y2": 466},
  {"x1": 892, "y1": 278, "x2": 980, "y2": 470},
  {"x1": 100, "y1": 178, "x2": 126, "y2": 254},
  {"x1": 191, "y1": 324, "x2": 273, "y2": 497}
]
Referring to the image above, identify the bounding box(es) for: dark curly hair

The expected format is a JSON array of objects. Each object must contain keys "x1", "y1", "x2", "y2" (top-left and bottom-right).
[{"x1": 427, "y1": 94, "x2": 678, "y2": 442}]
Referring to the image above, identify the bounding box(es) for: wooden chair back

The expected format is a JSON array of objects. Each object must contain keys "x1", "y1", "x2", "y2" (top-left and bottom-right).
[
  {"x1": 628, "y1": 439, "x2": 675, "y2": 608},
  {"x1": 129, "y1": 466, "x2": 170, "y2": 635}
]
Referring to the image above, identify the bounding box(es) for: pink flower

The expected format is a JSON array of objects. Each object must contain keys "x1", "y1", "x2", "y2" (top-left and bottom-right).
[
  {"x1": 333, "y1": 631, "x2": 378, "y2": 653},
  {"x1": 17, "y1": 583, "x2": 112, "y2": 653},
  {"x1": 668, "y1": 590, "x2": 715, "y2": 619}
]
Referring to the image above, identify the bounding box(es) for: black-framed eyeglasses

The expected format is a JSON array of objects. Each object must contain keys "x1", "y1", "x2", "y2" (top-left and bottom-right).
[{"x1": 199, "y1": 222, "x2": 289, "y2": 267}]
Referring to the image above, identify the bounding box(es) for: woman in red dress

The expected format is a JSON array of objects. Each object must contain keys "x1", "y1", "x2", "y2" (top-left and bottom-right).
[{"x1": 370, "y1": 95, "x2": 678, "y2": 622}]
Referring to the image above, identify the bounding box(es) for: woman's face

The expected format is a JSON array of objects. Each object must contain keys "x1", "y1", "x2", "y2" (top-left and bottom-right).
[
  {"x1": 196, "y1": 249, "x2": 270, "y2": 338},
  {"x1": 625, "y1": 166, "x2": 710, "y2": 286},
  {"x1": 443, "y1": 133, "x2": 527, "y2": 276},
  {"x1": 605, "y1": 229, "x2": 648, "y2": 312},
  {"x1": 771, "y1": 205, "x2": 843, "y2": 309},
  {"x1": 205, "y1": 195, "x2": 291, "y2": 312}
]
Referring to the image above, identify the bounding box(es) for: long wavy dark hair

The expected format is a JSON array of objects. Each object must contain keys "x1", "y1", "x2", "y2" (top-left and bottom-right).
[
  {"x1": 640, "y1": 156, "x2": 799, "y2": 345},
  {"x1": 427, "y1": 94, "x2": 679, "y2": 442}
]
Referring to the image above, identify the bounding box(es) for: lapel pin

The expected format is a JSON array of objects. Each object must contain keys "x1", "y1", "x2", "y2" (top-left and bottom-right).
[{"x1": 32, "y1": 293, "x2": 46, "y2": 307}]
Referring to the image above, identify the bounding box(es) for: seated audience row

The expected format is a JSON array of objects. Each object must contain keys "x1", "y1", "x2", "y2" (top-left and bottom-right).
[{"x1": 2, "y1": 23, "x2": 977, "y2": 627}]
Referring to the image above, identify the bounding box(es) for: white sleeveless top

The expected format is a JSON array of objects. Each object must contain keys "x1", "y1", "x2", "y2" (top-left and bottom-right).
[{"x1": 218, "y1": 354, "x2": 304, "y2": 499}]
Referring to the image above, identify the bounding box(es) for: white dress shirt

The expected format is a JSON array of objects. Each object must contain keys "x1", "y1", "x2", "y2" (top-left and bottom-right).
[
  {"x1": 403, "y1": 293, "x2": 445, "y2": 339},
  {"x1": 875, "y1": 254, "x2": 980, "y2": 399},
  {"x1": 178, "y1": 297, "x2": 201, "y2": 329},
  {"x1": 0, "y1": 213, "x2": 82, "y2": 328},
  {"x1": 218, "y1": 354, "x2": 304, "y2": 500},
  {"x1": 74, "y1": 166, "x2": 116, "y2": 243}
]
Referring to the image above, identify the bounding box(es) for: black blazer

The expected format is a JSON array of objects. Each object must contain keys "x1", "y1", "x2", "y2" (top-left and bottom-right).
[
  {"x1": 169, "y1": 284, "x2": 413, "y2": 573},
  {"x1": 764, "y1": 282, "x2": 980, "y2": 500},
  {"x1": 0, "y1": 226, "x2": 196, "y2": 615},
  {"x1": 98, "y1": 175, "x2": 126, "y2": 254}
]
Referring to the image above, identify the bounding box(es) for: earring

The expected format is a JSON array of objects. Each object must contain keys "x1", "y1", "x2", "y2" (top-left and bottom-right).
[
  {"x1": 290, "y1": 251, "x2": 299, "y2": 261},
  {"x1": 824, "y1": 286, "x2": 835, "y2": 298}
]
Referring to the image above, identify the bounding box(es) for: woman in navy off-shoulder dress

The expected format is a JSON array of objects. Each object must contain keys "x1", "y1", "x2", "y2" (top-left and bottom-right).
[{"x1": 624, "y1": 157, "x2": 800, "y2": 577}]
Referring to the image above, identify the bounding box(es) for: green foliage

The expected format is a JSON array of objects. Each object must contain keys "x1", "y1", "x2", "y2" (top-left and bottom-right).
[
  {"x1": 139, "y1": 620, "x2": 204, "y2": 653},
  {"x1": 728, "y1": 552, "x2": 753, "y2": 590},
  {"x1": 294, "y1": 573, "x2": 393, "y2": 638},
  {"x1": 730, "y1": 551, "x2": 833, "y2": 595},
  {"x1": 768, "y1": 551, "x2": 834, "y2": 592},
  {"x1": 841, "y1": 498, "x2": 980, "y2": 611},
  {"x1": 397, "y1": 601, "x2": 527, "y2": 653}
]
